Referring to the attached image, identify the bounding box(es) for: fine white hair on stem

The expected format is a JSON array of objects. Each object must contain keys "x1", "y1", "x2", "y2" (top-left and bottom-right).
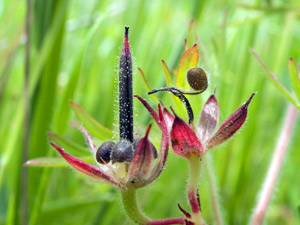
[
  {"x1": 249, "y1": 104, "x2": 298, "y2": 225},
  {"x1": 204, "y1": 153, "x2": 224, "y2": 225}
]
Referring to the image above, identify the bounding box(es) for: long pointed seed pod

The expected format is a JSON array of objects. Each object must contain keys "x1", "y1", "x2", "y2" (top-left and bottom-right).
[{"x1": 119, "y1": 27, "x2": 133, "y2": 142}]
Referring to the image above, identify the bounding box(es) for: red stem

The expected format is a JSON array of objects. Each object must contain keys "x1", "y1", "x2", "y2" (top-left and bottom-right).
[
  {"x1": 188, "y1": 189, "x2": 201, "y2": 213},
  {"x1": 147, "y1": 218, "x2": 186, "y2": 225}
]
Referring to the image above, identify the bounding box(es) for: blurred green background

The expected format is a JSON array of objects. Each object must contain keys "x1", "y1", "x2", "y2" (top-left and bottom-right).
[{"x1": 0, "y1": 0, "x2": 300, "y2": 224}]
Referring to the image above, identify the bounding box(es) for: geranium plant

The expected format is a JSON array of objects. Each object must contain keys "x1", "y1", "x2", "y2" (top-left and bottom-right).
[{"x1": 26, "y1": 26, "x2": 257, "y2": 225}]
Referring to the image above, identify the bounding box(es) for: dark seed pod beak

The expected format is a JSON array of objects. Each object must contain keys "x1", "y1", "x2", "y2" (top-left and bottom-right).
[{"x1": 119, "y1": 26, "x2": 133, "y2": 143}]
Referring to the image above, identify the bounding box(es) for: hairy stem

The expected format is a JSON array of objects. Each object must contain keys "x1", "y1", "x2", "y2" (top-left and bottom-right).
[
  {"x1": 120, "y1": 187, "x2": 150, "y2": 224},
  {"x1": 121, "y1": 187, "x2": 186, "y2": 225},
  {"x1": 187, "y1": 155, "x2": 204, "y2": 225},
  {"x1": 205, "y1": 154, "x2": 223, "y2": 225},
  {"x1": 250, "y1": 104, "x2": 298, "y2": 225},
  {"x1": 147, "y1": 218, "x2": 186, "y2": 225}
]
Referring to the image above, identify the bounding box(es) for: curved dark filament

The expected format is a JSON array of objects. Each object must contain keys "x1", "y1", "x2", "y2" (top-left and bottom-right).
[
  {"x1": 148, "y1": 86, "x2": 206, "y2": 95},
  {"x1": 148, "y1": 87, "x2": 197, "y2": 124}
]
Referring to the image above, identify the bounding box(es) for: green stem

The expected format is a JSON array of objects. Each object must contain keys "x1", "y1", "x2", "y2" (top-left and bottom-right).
[
  {"x1": 120, "y1": 187, "x2": 150, "y2": 225},
  {"x1": 187, "y1": 155, "x2": 204, "y2": 225},
  {"x1": 205, "y1": 154, "x2": 223, "y2": 225}
]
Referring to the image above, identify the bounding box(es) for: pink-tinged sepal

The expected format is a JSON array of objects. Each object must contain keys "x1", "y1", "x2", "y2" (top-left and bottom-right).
[
  {"x1": 162, "y1": 105, "x2": 175, "y2": 133},
  {"x1": 80, "y1": 127, "x2": 97, "y2": 153},
  {"x1": 171, "y1": 116, "x2": 204, "y2": 157},
  {"x1": 134, "y1": 95, "x2": 162, "y2": 129},
  {"x1": 134, "y1": 96, "x2": 170, "y2": 182},
  {"x1": 50, "y1": 143, "x2": 125, "y2": 189},
  {"x1": 128, "y1": 125, "x2": 154, "y2": 185},
  {"x1": 207, "y1": 93, "x2": 255, "y2": 149},
  {"x1": 142, "y1": 104, "x2": 170, "y2": 187},
  {"x1": 198, "y1": 93, "x2": 219, "y2": 143},
  {"x1": 154, "y1": 104, "x2": 169, "y2": 168},
  {"x1": 198, "y1": 94, "x2": 219, "y2": 143}
]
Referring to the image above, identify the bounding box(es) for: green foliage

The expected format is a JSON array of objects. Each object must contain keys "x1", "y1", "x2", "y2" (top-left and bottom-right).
[
  {"x1": 70, "y1": 101, "x2": 113, "y2": 139},
  {"x1": 1, "y1": 0, "x2": 300, "y2": 225},
  {"x1": 288, "y1": 58, "x2": 300, "y2": 104}
]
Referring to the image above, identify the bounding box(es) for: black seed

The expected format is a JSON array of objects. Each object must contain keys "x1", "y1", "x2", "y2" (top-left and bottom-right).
[
  {"x1": 111, "y1": 140, "x2": 134, "y2": 163},
  {"x1": 96, "y1": 141, "x2": 115, "y2": 164},
  {"x1": 186, "y1": 68, "x2": 208, "y2": 91},
  {"x1": 133, "y1": 138, "x2": 158, "y2": 159}
]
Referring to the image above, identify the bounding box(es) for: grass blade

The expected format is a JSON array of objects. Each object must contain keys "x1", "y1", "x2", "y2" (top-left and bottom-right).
[
  {"x1": 25, "y1": 156, "x2": 94, "y2": 167},
  {"x1": 161, "y1": 60, "x2": 173, "y2": 87},
  {"x1": 47, "y1": 132, "x2": 89, "y2": 156},
  {"x1": 250, "y1": 49, "x2": 299, "y2": 108},
  {"x1": 70, "y1": 101, "x2": 113, "y2": 139},
  {"x1": 137, "y1": 67, "x2": 159, "y2": 103}
]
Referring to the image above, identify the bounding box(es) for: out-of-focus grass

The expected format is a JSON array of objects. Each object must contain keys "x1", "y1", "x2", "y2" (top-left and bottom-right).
[{"x1": 0, "y1": 0, "x2": 300, "y2": 225}]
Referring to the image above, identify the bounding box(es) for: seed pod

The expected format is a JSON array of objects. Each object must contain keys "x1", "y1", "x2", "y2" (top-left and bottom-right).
[
  {"x1": 133, "y1": 138, "x2": 158, "y2": 159},
  {"x1": 186, "y1": 68, "x2": 208, "y2": 92},
  {"x1": 111, "y1": 140, "x2": 134, "y2": 163},
  {"x1": 96, "y1": 141, "x2": 115, "y2": 164}
]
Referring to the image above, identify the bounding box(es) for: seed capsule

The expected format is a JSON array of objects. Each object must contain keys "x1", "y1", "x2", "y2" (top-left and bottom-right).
[
  {"x1": 186, "y1": 68, "x2": 208, "y2": 92},
  {"x1": 96, "y1": 141, "x2": 115, "y2": 164},
  {"x1": 111, "y1": 140, "x2": 134, "y2": 163},
  {"x1": 133, "y1": 138, "x2": 158, "y2": 159}
]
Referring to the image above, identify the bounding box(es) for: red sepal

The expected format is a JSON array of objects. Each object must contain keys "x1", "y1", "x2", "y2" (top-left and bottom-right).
[
  {"x1": 134, "y1": 95, "x2": 161, "y2": 129},
  {"x1": 207, "y1": 93, "x2": 255, "y2": 149},
  {"x1": 171, "y1": 116, "x2": 204, "y2": 157},
  {"x1": 141, "y1": 104, "x2": 170, "y2": 187},
  {"x1": 128, "y1": 125, "x2": 154, "y2": 182},
  {"x1": 50, "y1": 143, "x2": 124, "y2": 189}
]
